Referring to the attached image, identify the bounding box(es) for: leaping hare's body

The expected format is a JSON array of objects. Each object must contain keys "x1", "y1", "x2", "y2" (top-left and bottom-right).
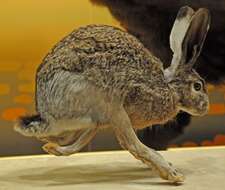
[
  {"x1": 36, "y1": 24, "x2": 176, "y2": 130},
  {"x1": 15, "y1": 6, "x2": 210, "y2": 183}
]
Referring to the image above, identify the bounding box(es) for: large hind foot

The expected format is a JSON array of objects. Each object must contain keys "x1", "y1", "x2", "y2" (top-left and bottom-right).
[
  {"x1": 42, "y1": 127, "x2": 98, "y2": 156},
  {"x1": 43, "y1": 143, "x2": 76, "y2": 156},
  {"x1": 42, "y1": 143, "x2": 66, "y2": 156}
]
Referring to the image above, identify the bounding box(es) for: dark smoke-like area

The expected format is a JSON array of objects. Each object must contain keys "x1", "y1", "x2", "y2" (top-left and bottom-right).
[
  {"x1": 90, "y1": 0, "x2": 225, "y2": 149},
  {"x1": 91, "y1": 0, "x2": 225, "y2": 84}
]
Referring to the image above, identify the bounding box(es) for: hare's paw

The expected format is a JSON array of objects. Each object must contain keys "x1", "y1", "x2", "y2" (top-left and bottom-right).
[
  {"x1": 158, "y1": 162, "x2": 185, "y2": 183},
  {"x1": 42, "y1": 143, "x2": 61, "y2": 156},
  {"x1": 42, "y1": 143, "x2": 72, "y2": 156}
]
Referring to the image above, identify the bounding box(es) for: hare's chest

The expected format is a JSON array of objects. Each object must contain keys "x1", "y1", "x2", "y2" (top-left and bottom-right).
[
  {"x1": 124, "y1": 83, "x2": 177, "y2": 129},
  {"x1": 127, "y1": 110, "x2": 170, "y2": 130}
]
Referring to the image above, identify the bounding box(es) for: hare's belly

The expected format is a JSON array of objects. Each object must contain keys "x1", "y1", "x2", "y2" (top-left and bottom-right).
[
  {"x1": 49, "y1": 117, "x2": 96, "y2": 133},
  {"x1": 47, "y1": 116, "x2": 110, "y2": 137},
  {"x1": 36, "y1": 70, "x2": 90, "y2": 119},
  {"x1": 36, "y1": 70, "x2": 111, "y2": 127}
]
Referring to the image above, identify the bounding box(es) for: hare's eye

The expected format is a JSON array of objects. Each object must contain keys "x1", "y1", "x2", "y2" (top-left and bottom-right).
[{"x1": 193, "y1": 82, "x2": 202, "y2": 91}]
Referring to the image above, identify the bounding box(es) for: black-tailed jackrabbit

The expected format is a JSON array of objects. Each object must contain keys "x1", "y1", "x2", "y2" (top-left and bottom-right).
[{"x1": 15, "y1": 6, "x2": 210, "y2": 183}]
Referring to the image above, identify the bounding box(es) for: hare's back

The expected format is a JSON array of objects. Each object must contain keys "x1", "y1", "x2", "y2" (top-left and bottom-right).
[
  {"x1": 36, "y1": 25, "x2": 166, "y2": 120},
  {"x1": 37, "y1": 25, "x2": 163, "y2": 80}
]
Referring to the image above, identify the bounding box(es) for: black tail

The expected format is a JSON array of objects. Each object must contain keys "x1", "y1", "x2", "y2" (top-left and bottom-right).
[{"x1": 14, "y1": 114, "x2": 48, "y2": 137}]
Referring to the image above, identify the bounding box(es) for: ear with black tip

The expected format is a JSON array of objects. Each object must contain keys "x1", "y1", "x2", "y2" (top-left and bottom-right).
[
  {"x1": 164, "y1": 6, "x2": 195, "y2": 81},
  {"x1": 182, "y1": 8, "x2": 211, "y2": 66},
  {"x1": 170, "y1": 6, "x2": 195, "y2": 57},
  {"x1": 164, "y1": 6, "x2": 210, "y2": 82}
]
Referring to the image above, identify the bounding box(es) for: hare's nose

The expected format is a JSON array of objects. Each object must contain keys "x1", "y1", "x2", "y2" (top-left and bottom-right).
[{"x1": 200, "y1": 100, "x2": 209, "y2": 112}]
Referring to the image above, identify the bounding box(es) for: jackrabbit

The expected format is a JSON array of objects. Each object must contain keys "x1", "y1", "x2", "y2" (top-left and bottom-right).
[{"x1": 15, "y1": 6, "x2": 210, "y2": 183}]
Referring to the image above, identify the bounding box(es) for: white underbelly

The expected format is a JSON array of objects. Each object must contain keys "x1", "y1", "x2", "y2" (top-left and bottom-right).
[{"x1": 49, "y1": 115, "x2": 111, "y2": 135}]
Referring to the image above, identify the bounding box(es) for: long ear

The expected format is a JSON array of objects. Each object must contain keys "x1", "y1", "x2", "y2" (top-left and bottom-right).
[
  {"x1": 170, "y1": 6, "x2": 195, "y2": 59},
  {"x1": 164, "y1": 6, "x2": 210, "y2": 81},
  {"x1": 182, "y1": 8, "x2": 210, "y2": 66},
  {"x1": 164, "y1": 6, "x2": 195, "y2": 81}
]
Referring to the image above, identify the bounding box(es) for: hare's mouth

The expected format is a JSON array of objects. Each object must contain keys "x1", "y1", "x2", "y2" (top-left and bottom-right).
[
  {"x1": 179, "y1": 104, "x2": 208, "y2": 116},
  {"x1": 200, "y1": 100, "x2": 209, "y2": 110},
  {"x1": 193, "y1": 101, "x2": 209, "y2": 116}
]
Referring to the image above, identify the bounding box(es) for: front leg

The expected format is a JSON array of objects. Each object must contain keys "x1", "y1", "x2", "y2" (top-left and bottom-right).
[
  {"x1": 42, "y1": 127, "x2": 98, "y2": 156},
  {"x1": 110, "y1": 104, "x2": 184, "y2": 183}
]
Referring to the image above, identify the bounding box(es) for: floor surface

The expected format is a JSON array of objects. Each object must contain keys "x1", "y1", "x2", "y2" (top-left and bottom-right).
[{"x1": 0, "y1": 146, "x2": 225, "y2": 190}]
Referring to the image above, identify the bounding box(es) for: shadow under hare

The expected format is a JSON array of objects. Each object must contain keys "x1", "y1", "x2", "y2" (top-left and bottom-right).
[{"x1": 15, "y1": 6, "x2": 210, "y2": 183}]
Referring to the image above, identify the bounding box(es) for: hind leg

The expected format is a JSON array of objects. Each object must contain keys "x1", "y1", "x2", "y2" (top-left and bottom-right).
[
  {"x1": 15, "y1": 114, "x2": 96, "y2": 138},
  {"x1": 39, "y1": 130, "x2": 85, "y2": 146},
  {"x1": 42, "y1": 127, "x2": 98, "y2": 156}
]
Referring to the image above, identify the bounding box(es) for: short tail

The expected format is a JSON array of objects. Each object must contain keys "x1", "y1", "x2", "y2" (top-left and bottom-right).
[{"x1": 14, "y1": 114, "x2": 48, "y2": 137}]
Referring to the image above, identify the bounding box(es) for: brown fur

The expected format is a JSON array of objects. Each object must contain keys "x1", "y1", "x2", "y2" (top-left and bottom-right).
[{"x1": 14, "y1": 7, "x2": 210, "y2": 183}]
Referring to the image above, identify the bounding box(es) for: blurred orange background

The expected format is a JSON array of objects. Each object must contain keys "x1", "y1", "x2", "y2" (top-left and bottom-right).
[
  {"x1": 0, "y1": 0, "x2": 224, "y2": 156},
  {"x1": 0, "y1": 0, "x2": 120, "y2": 119}
]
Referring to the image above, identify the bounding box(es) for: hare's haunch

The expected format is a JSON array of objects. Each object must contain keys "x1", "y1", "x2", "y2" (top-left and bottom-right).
[{"x1": 15, "y1": 6, "x2": 210, "y2": 183}]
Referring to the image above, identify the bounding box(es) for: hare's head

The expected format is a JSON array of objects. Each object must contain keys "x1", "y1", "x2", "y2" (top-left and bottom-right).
[{"x1": 164, "y1": 6, "x2": 210, "y2": 116}]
